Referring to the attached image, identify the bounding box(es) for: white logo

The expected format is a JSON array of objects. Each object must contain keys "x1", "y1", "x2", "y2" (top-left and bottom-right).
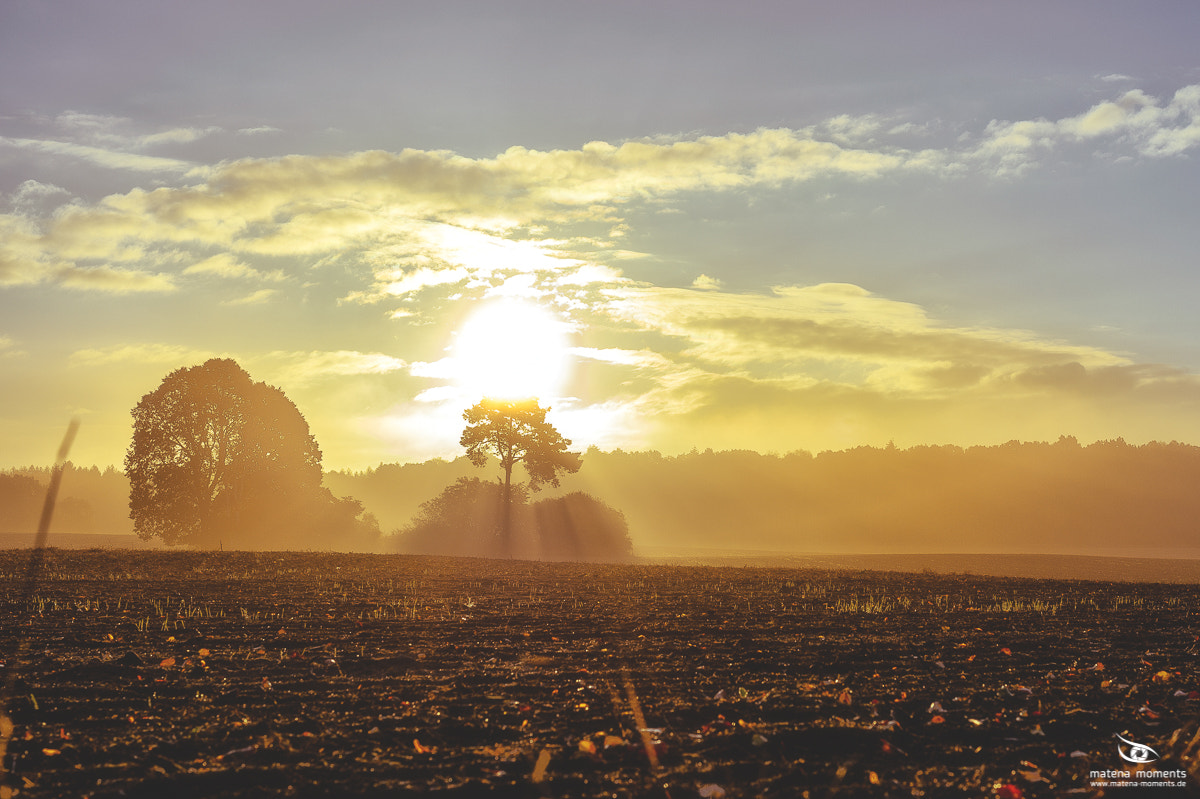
[{"x1": 1116, "y1": 733, "x2": 1160, "y2": 764}]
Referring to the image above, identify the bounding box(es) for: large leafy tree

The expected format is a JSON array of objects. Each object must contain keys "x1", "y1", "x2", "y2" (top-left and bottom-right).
[
  {"x1": 460, "y1": 398, "x2": 581, "y2": 554},
  {"x1": 125, "y1": 358, "x2": 367, "y2": 548}
]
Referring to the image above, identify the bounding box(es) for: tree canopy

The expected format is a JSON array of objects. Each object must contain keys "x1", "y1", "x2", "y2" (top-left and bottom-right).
[
  {"x1": 125, "y1": 358, "x2": 377, "y2": 549},
  {"x1": 460, "y1": 398, "x2": 581, "y2": 492},
  {"x1": 459, "y1": 398, "x2": 582, "y2": 555}
]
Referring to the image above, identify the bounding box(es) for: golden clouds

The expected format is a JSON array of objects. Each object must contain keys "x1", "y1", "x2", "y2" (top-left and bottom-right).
[
  {"x1": 9, "y1": 85, "x2": 1200, "y2": 298},
  {"x1": 375, "y1": 266, "x2": 471, "y2": 298},
  {"x1": 575, "y1": 279, "x2": 1200, "y2": 454},
  {"x1": 7, "y1": 87, "x2": 1200, "y2": 466},
  {"x1": 260, "y1": 350, "x2": 409, "y2": 385},
  {"x1": 495, "y1": 128, "x2": 906, "y2": 205},
  {"x1": 0, "y1": 215, "x2": 50, "y2": 286},
  {"x1": 2, "y1": 127, "x2": 923, "y2": 298},
  {"x1": 68, "y1": 345, "x2": 410, "y2": 397},
  {"x1": 68, "y1": 343, "x2": 215, "y2": 368},
  {"x1": 413, "y1": 224, "x2": 585, "y2": 278},
  {"x1": 223, "y1": 288, "x2": 278, "y2": 306},
  {"x1": 570, "y1": 347, "x2": 672, "y2": 370},
  {"x1": 53, "y1": 264, "x2": 177, "y2": 293},
  {"x1": 5, "y1": 83, "x2": 1199, "y2": 299},
  {"x1": 183, "y1": 253, "x2": 285, "y2": 282},
  {"x1": 610, "y1": 281, "x2": 1129, "y2": 391}
]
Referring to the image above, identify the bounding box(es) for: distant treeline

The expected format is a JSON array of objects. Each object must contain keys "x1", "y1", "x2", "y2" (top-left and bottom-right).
[
  {"x1": 327, "y1": 437, "x2": 1200, "y2": 555},
  {"x1": 0, "y1": 465, "x2": 132, "y2": 535},
  {"x1": 7, "y1": 437, "x2": 1200, "y2": 554}
]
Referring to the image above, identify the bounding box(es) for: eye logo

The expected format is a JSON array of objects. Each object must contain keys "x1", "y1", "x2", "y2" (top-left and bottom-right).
[{"x1": 1115, "y1": 733, "x2": 1160, "y2": 764}]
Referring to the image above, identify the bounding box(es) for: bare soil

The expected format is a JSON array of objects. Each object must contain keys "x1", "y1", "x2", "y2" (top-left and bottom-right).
[{"x1": 2, "y1": 550, "x2": 1199, "y2": 798}]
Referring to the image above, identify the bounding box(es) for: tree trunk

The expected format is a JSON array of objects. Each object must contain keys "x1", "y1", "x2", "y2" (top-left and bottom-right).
[{"x1": 501, "y1": 461, "x2": 513, "y2": 558}]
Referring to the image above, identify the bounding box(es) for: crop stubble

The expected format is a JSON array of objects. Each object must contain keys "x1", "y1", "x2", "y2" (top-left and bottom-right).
[{"x1": 1, "y1": 550, "x2": 1198, "y2": 797}]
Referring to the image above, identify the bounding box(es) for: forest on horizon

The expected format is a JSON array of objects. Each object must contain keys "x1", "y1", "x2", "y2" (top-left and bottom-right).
[{"x1": 3, "y1": 436, "x2": 1199, "y2": 557}]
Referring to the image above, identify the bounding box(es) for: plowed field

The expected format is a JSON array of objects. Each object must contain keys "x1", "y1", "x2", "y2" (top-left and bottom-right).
[{"x1": 2, "y1": 550, "x2": 1198, "y2": 797}]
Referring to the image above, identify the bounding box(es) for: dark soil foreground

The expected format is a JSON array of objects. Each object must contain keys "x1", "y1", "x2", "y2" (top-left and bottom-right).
[{"x1": 2, "y1": 550, "x2": 1199, "y2": 798}]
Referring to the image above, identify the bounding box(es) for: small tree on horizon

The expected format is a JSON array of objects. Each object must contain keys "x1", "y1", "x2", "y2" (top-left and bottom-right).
[{"x1": 459, "y1": 398, "x2": 581, "y2": 555}]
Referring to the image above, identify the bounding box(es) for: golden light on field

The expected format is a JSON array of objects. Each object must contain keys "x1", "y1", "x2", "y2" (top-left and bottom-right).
[{"x1": 450, "y1": 300, "x2": 573, "y2": 402}]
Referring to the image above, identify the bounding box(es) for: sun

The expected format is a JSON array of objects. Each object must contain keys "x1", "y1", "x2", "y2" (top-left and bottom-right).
[{"x1": 451, "y1": 300, "x2": 573, "y2": 401}]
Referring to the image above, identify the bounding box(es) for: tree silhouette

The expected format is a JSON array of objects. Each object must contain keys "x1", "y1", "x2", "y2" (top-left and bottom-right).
[
  {"x1": 399, "y1": 477, "x2": 526, "y2": 558},
  {"x1": 397, "y1": 481, "x2": 632, "y2": 562},
  {"x1": 125, "y1": 358, "x2": 374, "y2": 549},
  {"x1": 460, "y1": 398, "x2": 581, "y2": 555},
  {"x1": 533, "y1": 492, "x2": 633, "y2": 561}
]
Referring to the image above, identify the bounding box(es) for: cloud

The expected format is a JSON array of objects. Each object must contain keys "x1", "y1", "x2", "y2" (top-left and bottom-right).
[
  {"x1": 972, "y1": 84, "x2": 1200, "y2": 174},
  {"x1": 222, "y1": 288, "x2": 277, "y2": 305},
  {"x1": 0, "y1": 215, "x2": 50, "y2": 286},
  {"x1": 9, "y1": 85, "x2": 1200, "y2": 300},
  {"x1": 1143, "y1": 84, "x2": 1200, "y2": 157},
  {"x1": 483, "y1": 130, "x2": 909, "y2": 209},
  {"x1": 351, "y1": 224, "x2": 617, "y2": 307},
  {"x1": 570, "y1": 347, "x2": 672, "y2": 369},
  {"x1": 69, "y1": 343, "x2": 214, "y2": 367},
  {"x1": 887, "y1": 122, "x2": 933, "y2": 137},
  {"x1": 4, "y1": 127, "x2": 918, "y2": 299},
  {"x1": 0, "y1": 335, "x2": 25, "y2": 358},
  {"x1": 566, "y1": 276, "x2": 1200, "y2": 457},
  {"x1": 53, "y1": 111, "x2": 220, "y2": 149},
  {"x1": 408, "y1": 360, "x2": 457, "y2": 380},
  {"x1": 66, "y1": 345, "x2": 411, "y2": 423},
  {"x1": 258, "y1": 350, "x2": 408, "y2": 384},
  {"x1": 485, "y1": 272, "x2": 543, "y2": 299},
  {"x1": 237, "y1": 126, "x2": 282, "y2": 136},
  {"x1": 0, "y1": 136, "x2": 194, "y2": 174},
  {"x1": 68, "y1": 344, "x2": 408, "y2": 387},
  {"x1": 1069, "y1": 89, "x2": 1161, "y2": 138},
  {"x1": 549, "y1": 397, "x2": 650, "y2": 452},
  {"x1": 375, "y1": 266, "x2": 471, "y2": 298},
  {"x1": 372, "y1": 401, "x2": 467, "y2": 461},
  {"x1": 823, "y1": 114, "x2": 885, "y2": 144},
  {"x1": 588, "y1": 356, "x2": 1200, "y2": 461},
  {"x1": 412, "y1": 385, "x2": 462, "y2": 404},
  {"x1": 414, "y1": 224, "x2": 585, "y2": 275},
  {"x1": 36, "y1": 126, "x2": 915, "y2": 248},
  {"x1": 556, "y1": 262, "x2": 626, "y2": 287},
  {"x1": 54, "y1": 264, "x2": 176, "y2": 293},
  {"x1": 0, "y1": 114, "x2": 222, "y2": 191},
  {"x1": 8, "y1": 180, "x2": 72, "y2": 215},
  {"x1": 604, "y1": 282, "x2": 1154, "y2": 415},
  {"x1": 1, "y1": 210, "x2": 179, "y2": 292},
  {"x1": 183, "y1": 252, "x2": 285, "y2": 282}
]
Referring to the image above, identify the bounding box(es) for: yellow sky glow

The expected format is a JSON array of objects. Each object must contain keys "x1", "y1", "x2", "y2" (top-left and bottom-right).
[
  {"x1": 5, "y1": 85, "x2": 1200, "y2": 469},
  {"x1": 424, "y1": 299, "x2": 573, "y2": 403}
]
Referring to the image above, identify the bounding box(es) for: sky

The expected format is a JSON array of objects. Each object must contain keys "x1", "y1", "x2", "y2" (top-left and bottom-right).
[{"x1": 2, "y1": 1, "x2": 1200, "y2": 471}]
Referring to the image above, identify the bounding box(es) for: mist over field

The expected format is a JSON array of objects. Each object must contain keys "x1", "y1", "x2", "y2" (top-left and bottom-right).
[
  {"x1": 7, "y1": 436, "x2": 1200, "y2": 561},
  {"x1": 329, "y1": 438, "x2": 1200, "y2": 557}
]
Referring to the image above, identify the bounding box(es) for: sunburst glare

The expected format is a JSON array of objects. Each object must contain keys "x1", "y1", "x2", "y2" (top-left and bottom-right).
[{"x1": 450, "y1": 300, "x2": 573, "y2": 401}]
